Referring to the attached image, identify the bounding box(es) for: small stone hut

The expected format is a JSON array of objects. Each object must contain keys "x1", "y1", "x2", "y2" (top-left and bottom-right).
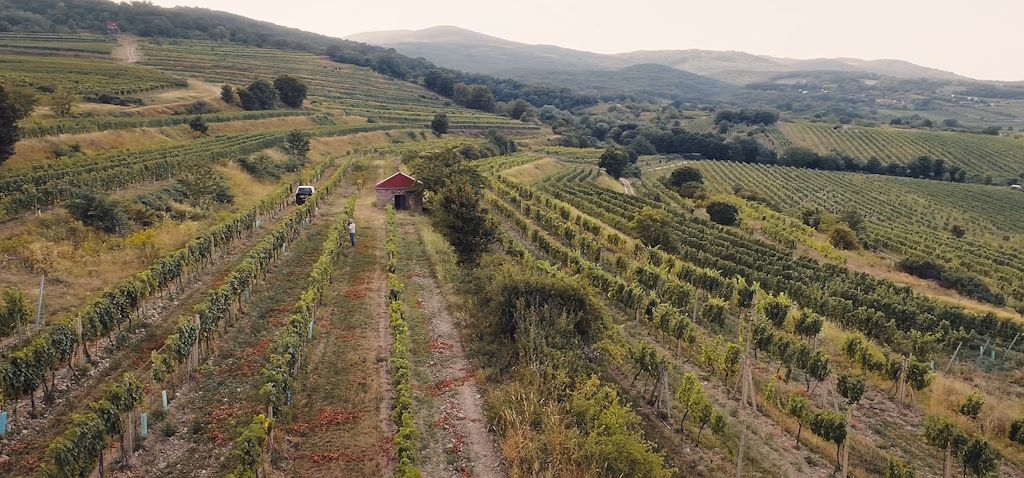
[{"x1": 374, "y1": 172, "x2": 423, "y2": 211}]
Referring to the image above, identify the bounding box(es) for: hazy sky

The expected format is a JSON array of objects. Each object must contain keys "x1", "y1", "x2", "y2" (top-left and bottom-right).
[{"x1": 149, "y1": 0, "x2": 1024, "y2": 81}]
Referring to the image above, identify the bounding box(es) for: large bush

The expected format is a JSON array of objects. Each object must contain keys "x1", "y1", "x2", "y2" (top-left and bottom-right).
[{"x1": 705, "y1": 201, "x2": 740, "y2": 226}]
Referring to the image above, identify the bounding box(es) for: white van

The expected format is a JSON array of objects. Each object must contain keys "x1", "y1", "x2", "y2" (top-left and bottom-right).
[{"x1": 295, "y1": 185, "x2": 315, "y2": 205}]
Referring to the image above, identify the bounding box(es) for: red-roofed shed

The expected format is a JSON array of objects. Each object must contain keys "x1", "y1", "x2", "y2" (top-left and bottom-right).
[{"x1": 375, "y1": 172, "x2": 422, "y2": 211}]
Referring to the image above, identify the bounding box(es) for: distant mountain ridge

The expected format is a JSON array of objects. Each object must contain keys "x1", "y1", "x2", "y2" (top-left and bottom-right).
[{"x1": 348, "y1": 26, "x2": 968, "y2": 83}]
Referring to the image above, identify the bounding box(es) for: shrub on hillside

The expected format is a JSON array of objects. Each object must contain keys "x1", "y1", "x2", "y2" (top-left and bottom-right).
[
  {"x1": 706, "y1": 201, "x2": 740, "y2": 226},
  {"x1": 65, "y1": 191, "x2": 130, "y2": 234},
  {"x1": 237, "y1": 79, "x2": 278, "y2": 111}
]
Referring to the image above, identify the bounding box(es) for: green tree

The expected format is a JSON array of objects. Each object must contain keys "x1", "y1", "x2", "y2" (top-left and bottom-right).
[
  {"x1": 923, "y1": 415, "x2": 965, "y2": 478},
  {"x1": 829, "y1": 225, "x2": 860, "y2": 250},
  {"x1": 722, "y1": 343, "x2": 742, "y2": 382},
  {"x1": 837, "y1": 373, "x2": 865, "y2": 405},
  {"x1": 238, "y1": 79, "x2": 278, "y2": 110},
  {"x1": 175, "y1": 168, "x2": 233, "y2": 208},
  {"x1": 700, "y1": 298, "x2": 728, "y2": 326},
  {"x1": 958, "y1": 393, "x2": 985, "y2": 421},
  {"x1": 220, "y1": 84, "x2": 237, "y2": 104},
  {"x1": 283, "y1": 129, "x2": 311, "y2": 162},
  {"x1": 430, "y1": 112, "x2": 449, "y2": 136},
  {"x1": 785, "y1": 392, "x2": 810, "y2": 448},
  {"x1": 49, "y1": 87, "x2": 76, "y2": 118},
  {"x1": 598, "y1": 146, "x2": 637, "y2": 179},
  {"x1": 885, "y1": 457, "x2": 916, "y2": 478},
  {"x1": 761, "y1": 294, "x2": 790, "y2": 328},
  {"x1": 453, "y1": 84, "x2": 496, "y2": 113},
  {"x1": 1008, "y1": 418, "x2": 1024, "y2": 445},
  {"x1": 793, "y1": 312, "x2": 823, "y2": 338},
  {"x1": 6, "y1": 86, "x2": 38, "y2": 119},
  {"x1": 629, "y1": 207, "x2": 676, "y2": 252},
  {"x1": 667, "y1": 166, "x2": 704, "y2": 186},
  {"x1": 958, "y1": 436, "x2": 1001, "y2": 478},
  {"x1": 188, "y1": 116, "x2": 208, "y2": 135},
  {"x1": 434, "y1": 176, "x2": 497, "y2": 266},
  {"x1": 1, "y1": 84, "x2": 27, "y2": 164},
  {"x1": 273, "y1": 75, "x2": 308, "y2": 107},
  {"x1": 1, "y1": 287, "x2": 31, "y2": 337},
  {"x1": 485, "y1": 129, "x2": 517, "y2": 155},
  {"x1": 65, "y1": 191, "x2": 129, "y2": 234},
  {"x1": 706, "y1": 201, "x2": 740, "y2": 226}
]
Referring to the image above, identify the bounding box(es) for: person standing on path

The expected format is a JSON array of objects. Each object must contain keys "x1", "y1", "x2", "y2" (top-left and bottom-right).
[{"x1": 347, "y1": 219, "x2": 356, "y2": 247}]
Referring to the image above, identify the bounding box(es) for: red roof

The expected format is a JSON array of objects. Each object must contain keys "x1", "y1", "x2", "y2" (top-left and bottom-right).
[{"x1": 375, "y1": 172, "x2": 418, "y2": 190}]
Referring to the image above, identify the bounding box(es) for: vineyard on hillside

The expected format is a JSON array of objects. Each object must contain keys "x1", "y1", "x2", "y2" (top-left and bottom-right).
[
  {"x1": 3, "y1": 21, "x2": 1024, "y2": 478},
  {"x1": 776, "y1": 122, "x2": 1024, "y2": 182},
  {"x1": 482, "y1": 153, "x2": 1024, "y2": 476},
  {"x1": 677, "y1": 161, "x2": 1024, "y2": 309}
]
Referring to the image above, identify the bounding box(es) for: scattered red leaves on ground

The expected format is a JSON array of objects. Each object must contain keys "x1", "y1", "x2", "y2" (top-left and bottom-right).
[
  {"x1": 239, "y1": 338, "x2": 271, "y2": 374},
  {"x1": 415, "y1": 369, "x2": 475, "y2": 396},
  {"x1": 428, "y1": 336, "x2": 453, "y2": 354},
  {"x1": 308, "y1": 451, "x2": 364, "y2": 466},
  {"x1": 344, "y1": 274, "x2": 375, "y2": 299},
  {"x1": 290, "y1": 408, "x2": 363, "y2": 434}
]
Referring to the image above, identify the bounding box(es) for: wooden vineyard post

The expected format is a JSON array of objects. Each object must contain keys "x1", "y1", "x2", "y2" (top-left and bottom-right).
[
  {"x1": 945, "y1": 341, "x2": 963, "y2": 373},
  {"x1": 1004, "y1": 333, "x2": 1020, "y2": 362},
  {"x1": 735, "y1": 355, "x2": 757, "y2": 478}
]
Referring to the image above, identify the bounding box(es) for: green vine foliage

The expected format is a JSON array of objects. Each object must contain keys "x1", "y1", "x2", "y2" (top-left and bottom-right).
[
  {"x1": 1, "y1": 158, "x2": 339, "y2": 409},
  {"x1": 42, "y1": 373, "x2": 142, "y2": 478}
]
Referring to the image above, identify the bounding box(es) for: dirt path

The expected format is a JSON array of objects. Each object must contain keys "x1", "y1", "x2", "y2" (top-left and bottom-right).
[
  {"x1": 112, "y1": 193, "x2": 354, "y2": 477},
  {"x1": 113, "y1": 36, "x2": 141, "y2": 63},
  {"x1": 277, "y1": 186, "x2": 393, "y2": 477},
  {"x1": 620, "y1": 177, "x2": 635, "y2": 195},
  {"x1": 397, "y1": 215, "x2": 504, "y2": 478}
]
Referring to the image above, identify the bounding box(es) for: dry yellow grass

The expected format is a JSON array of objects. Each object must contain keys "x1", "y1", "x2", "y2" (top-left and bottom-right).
[
  {"x1": 595, "y1": 171, "x2": 625, "y2": 193},
  {"x1": 842, "y1": 249, "x2": 1021, "y2": 322},
  {"x1": 309, "y1": 129, "x2": 427, "y2": 161},
  {"x1": 206, "y1": 116, "x2": 316, "y2": 135},
  {"x1": 6, "y1": 128, "x2": 191, "y2": 167},
  {"x1": 216, "y1": 162, "x2": 278, "y2": 208},
  {"x1": 503, "y1": 157, "x2": 563, "y2": 185}
]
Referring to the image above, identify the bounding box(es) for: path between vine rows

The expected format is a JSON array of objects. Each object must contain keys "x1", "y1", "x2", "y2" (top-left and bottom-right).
[
  {"x1": 112, "y1": 186, "x2": 355, "y2": 477},
  {"x1": 273, "y1": 187, "x2": 393, "y2": 477},
  {"x1": 0, "y1": 176, "x2": 328, "y2": 477},
  {"x1": 397, "y1": 215, "x2": 503, "y2": 478}
]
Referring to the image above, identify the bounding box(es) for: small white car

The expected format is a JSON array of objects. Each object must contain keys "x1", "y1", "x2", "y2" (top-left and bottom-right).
[{"x1": 295, "y1": 185, "x2": 315, "y2": 205}]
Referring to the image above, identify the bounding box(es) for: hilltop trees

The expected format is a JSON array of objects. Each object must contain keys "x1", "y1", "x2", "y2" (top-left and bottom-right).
[
  {"x1": 273, "y1": 75, "x2": 308, "y2": 107},
  {"x1": 454, "y1": 84, "x2": 496, "y2": 113}
]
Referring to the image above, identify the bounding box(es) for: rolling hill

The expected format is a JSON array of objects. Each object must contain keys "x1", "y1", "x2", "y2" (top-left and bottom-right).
[{"x1": 348, "y1": 25, "x2": 968, "y2": 83}]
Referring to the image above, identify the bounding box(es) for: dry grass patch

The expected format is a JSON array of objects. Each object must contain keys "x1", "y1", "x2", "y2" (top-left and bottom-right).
[
  {"x1": 503, "y1": 157, "x2": 562, "y2": 185},
  {"x1": 5, "y1": 128, "x2": 190, "y2": 167}
]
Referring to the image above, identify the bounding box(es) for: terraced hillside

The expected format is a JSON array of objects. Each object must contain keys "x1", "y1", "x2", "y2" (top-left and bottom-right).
[
  {"x1": 776, "y1": 122, "x2": 1024, "y2": 182},
  {"x1": 0, "y1": 29, "x2": 537, "y2": 478},
  {"x1": 139, "y1": 40, "x2": 534, "y2": 130}
]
